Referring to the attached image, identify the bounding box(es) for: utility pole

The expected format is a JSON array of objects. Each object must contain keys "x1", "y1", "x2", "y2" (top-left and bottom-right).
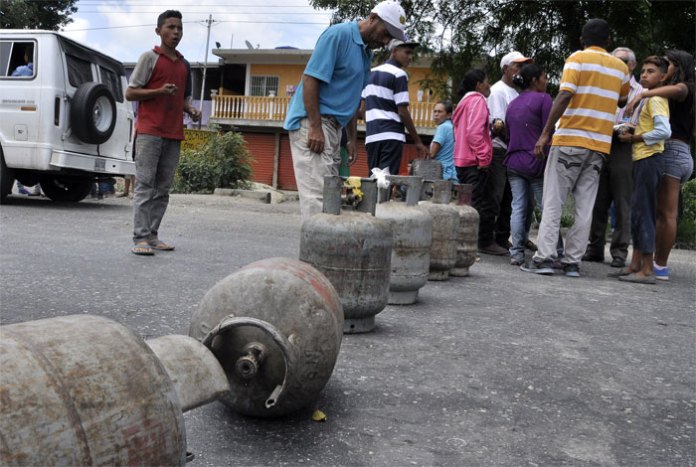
[{"x1": 198, "y1": 14, "x2": 214, "y2": 129}]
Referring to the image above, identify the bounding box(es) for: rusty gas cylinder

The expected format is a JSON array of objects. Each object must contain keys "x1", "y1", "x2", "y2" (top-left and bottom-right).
[
  {"x1": 375, "y1": 175, "x2": 432, "y2": 304},
  {"x1": 418, "y1": 180, "x2": 459, "y2": 280},
  {"x1": 450, "y1": 183, "x2": 480, "y2": 276},
  {"x1": 0, "y1": 314, "x2": 229, "y2": 466},
  {"x1": 410, "y1": 158, "x2": 442, "y2": 181},
  {"x1": 189, "y1": 257, "x2": 344, "y2": 417},
  {"x1": 300, "y1": 176, "x2": 393, "y2": 333}
]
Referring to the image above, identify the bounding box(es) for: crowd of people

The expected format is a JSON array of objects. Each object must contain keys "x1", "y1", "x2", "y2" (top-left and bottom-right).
[
  {"x1": 121, "y1": 4, "x2": 693, "y2": 285},
  {"x1": 452, "y1": 19, "x2": 694, "y2": 284},
  {"x1": 285, "y1": 4, "x2": 693, "y2": 283}
]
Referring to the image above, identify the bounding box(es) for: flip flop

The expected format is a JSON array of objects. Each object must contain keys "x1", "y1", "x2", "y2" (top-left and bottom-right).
[
  {"x1": 618, "y1": 273, "x2": 657, "y2": 284},
  {"x1": 132, "y1": 242, "x2": 154, "y2": 256},
  {"x1": 607, "y1": 268, "x2": 634, "y2": 278},
  {"x1": 149, "y1": 240, "x2": 175, "y2": 251}
]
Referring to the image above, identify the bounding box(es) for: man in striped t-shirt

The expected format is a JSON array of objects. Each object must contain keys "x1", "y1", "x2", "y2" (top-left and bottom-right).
[
  {"x1": 522, "y1": 18, "x2": 631, "y2": 277},
  {"x1": 361, "y1": 38, "x2": 428, "y2": 175}
]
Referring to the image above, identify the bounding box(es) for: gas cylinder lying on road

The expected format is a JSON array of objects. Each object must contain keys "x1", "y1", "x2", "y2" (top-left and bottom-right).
[
  {"x1": 0, "y1": 314, "x2": 229, "y2": 467},
  {"x1": 450, "y1": 183, "x2": 480, "y2": 277},
  {"x1": 419, "y1": 180, "x2": 459, "y2": 280},
  {"x1": 189, "y1": 257, "x2": 344, "y2": 417},
  {"x1": 376, "y1": 175, "x2": 432, "y2": 305},
  {"x1": 300, "y1": 176, "x2": 393, "y2": 333}
]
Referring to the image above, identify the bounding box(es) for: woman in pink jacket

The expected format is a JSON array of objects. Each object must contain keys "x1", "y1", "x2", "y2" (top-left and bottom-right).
[{"x1": 452, "y1": 69, "x2": 492, "y2": 215}]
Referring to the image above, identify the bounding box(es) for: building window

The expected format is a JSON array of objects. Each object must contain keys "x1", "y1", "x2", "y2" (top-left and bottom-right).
[{"x1": 250, "y1": 76, "x2": 279, "y2": 97}]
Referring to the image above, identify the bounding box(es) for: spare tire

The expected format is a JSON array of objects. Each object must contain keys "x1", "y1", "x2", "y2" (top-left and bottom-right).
[{"x1": 71, "y1": 82, "x2": 117, "y2": 145}]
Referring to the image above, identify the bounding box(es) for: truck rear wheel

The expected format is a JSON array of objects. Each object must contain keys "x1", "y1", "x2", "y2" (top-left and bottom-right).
[
  {"x1": 0, "y1": 148, "x2": 15, "y2": 205},
  {"x1": 40, "y1": 175, "x2": 93, "y2": 202}
]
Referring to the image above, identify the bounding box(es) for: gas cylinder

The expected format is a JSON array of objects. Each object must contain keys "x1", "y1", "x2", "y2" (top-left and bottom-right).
[
  {"x1": 375, "y1": 175, "x2": 432, "y2": 305},
  {"x1": 0, "y1": 314, "x2": 229, "y2": 466},
  {"x1": 418, "y1": 180, "x2": 459, "y2": 280},
  {"x1": 410, "y1": 158, "x2": 442, "y2": 181},
  {"x1": 450, "y1": 183, "x2": 480, "y2": 277},
  {"x1": 300, "y1": 176, "x2": 393, "y2": 334},
  {"x1": 189, "y1": 257, "x2": 344, "y2": 417}
]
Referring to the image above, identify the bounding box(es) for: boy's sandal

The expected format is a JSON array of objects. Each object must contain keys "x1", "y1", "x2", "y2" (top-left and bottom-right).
[
  {"x1": 131, "y1": 242, "x2": 154, "y2": 256},
  {"x1": 149, "y1": 240, "x2": 175, "y2": 251},
  {"x1": 607, "y1": 268, "x2": 634, "y2": 278}
]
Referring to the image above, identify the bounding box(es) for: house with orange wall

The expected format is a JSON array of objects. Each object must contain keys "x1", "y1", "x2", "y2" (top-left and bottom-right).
[{"x1": 209, "y1": 47, "x2": 442, "y2": 190}]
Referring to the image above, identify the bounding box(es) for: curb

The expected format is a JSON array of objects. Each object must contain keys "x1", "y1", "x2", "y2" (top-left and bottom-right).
[{"x1": 213, "y1": 188, "x2": 299, "y2": 204}]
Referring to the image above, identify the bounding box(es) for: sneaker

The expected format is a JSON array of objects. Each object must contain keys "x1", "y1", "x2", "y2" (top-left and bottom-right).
[
  {"x1": 510, "y1": 257, "x2": 524, "y2": 266},
  {"x1": 653, "y1": 263, "x2": 670, "y2": 281},
  {"x1": 18, "y1": 187, "x2": 31, "y2": 195},
  {"x1": 563, "y1": 263, "x2": 581, "y2": 278},
  {"x1": 479, "y1": 242, "x2": 508, "y2": 256},
  {"x1": 610, "y1": 257, "x2": 626, "y2": 268},
  {"x1": 520, "y1": 260, "x2": 554, "y2": 275}
]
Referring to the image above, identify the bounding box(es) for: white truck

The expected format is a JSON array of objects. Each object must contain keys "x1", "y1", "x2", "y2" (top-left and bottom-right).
[{"x1": 0, "y1": 30, "x2": 135, "y2": 203}]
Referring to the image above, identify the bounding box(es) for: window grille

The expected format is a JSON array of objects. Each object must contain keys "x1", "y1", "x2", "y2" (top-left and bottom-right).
[{"x1": 250, "y1": 76, "x2": 279, "y2": 96}]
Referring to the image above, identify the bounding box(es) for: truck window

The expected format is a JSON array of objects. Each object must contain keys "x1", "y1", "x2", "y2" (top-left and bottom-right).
[
  {"x1": 66, "y1": 53, "x2": 93, "y2": 87},
  {"x1": 1, "y1": 41, "x2": 36, "y2": 78},
  {"x1": 100, "y1": 66, "x2": 123, "y2": 103}
]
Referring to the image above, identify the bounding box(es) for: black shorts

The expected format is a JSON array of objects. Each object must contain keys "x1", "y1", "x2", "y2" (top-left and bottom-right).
[{"x1": 366, "y1": 139, "x2": 404, "y2": 176}]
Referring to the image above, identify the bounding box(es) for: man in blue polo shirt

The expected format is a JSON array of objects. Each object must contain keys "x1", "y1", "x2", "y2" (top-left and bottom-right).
[
  {"x1": 283, "y1": 0, "x2": 409, "y2": 219},
  {"x1": 361, "y1": 37, "x2": 427, "y2": 176}
]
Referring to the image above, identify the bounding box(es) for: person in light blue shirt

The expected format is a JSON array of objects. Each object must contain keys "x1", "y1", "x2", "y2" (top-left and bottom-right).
[
  {"x1": 11, "y1": 62, "x2": 33, "y2": 77},
  {"x1": 11, "y1": 44, "x2": 34, "y2": 77},
  {"x1": 429, "y1": 100, "x2": 458, "y2": 182},
  {"x1": 283, "y1": 0, "x2": 409, "y2": 219}
]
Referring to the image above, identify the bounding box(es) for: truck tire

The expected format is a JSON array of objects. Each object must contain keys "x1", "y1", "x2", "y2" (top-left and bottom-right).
[
  {"x1": 40, "y1": 175, "x2": 93, "y2": 202},
  {"x1": 70, "y1": 82, "x2": 117, "y2": 145},
  {"x1": 0, "y1": 148, "x2": 15, "y2": 205}
]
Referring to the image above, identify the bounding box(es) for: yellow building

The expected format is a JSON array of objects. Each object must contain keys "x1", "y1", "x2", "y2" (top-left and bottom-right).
[{"x1": 210, "y1": 47, "x2": 438, "y2": 132}]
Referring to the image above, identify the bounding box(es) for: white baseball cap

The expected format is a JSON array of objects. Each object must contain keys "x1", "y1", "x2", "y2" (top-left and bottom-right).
[
  {"x1": 371, "y1": 1, "x2": 407, "y2": 42},
  {"x1": 388, "y1": 37, "x2": 419, "y2": 52},
  {"x1": 500, "y1": 51, "x2": 532, "y2": 70}
]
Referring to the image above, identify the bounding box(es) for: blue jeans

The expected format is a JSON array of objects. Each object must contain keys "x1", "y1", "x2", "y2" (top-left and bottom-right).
[
  {"x1": 508, "y1": 173, "x2": 543, "y2": 261},
  {"x1": 631, "y1": 154, "x2": 663, "y2": 253}
]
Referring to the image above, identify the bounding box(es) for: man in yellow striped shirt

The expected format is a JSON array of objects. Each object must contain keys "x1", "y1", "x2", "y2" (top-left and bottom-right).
[{"x1": 522, "y1": 18, "x2": 631, "y2": 277}]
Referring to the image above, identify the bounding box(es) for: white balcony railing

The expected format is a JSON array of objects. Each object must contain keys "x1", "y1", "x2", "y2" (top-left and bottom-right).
[{"x1": 211, "y1": 95, "x2": 438, "y2": 129}]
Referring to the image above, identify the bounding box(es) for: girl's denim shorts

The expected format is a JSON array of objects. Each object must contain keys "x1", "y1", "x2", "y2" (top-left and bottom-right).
[{"x1": 662, "y1": 139, "x2": 693, "y2": 184}]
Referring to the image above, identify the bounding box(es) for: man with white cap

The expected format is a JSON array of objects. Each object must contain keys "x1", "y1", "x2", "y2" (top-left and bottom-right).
[
  {"x1": 360, "y1": 37, "x2": 428, "y2": 177},
  {"x1": 284, "y1": 0, "x2": 408, "y2": 219},
  {"x1": 479, "y1": 51, "x2": 533, "y2": 256}
]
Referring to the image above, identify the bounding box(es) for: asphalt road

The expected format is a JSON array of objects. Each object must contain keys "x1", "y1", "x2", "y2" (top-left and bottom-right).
[{"x1": 1, "y1": 193, "x2": 695, "y2": 466}]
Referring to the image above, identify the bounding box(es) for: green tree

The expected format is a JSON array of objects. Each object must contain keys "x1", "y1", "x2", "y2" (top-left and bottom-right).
[
  {"x1": 310, "y1": 0, "x2": 696, "y2": 101},
  {"x1": 1, "y1": 0, "x2": 78, "y2": 30}
]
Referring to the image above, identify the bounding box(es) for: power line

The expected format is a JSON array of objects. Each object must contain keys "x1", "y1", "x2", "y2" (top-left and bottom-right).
[
  {"x1": 75, "y1": 11, "x2": 329, "y2": 15},
  {"x1": 65, "y1": 19, "x2": 329, "y2": 31},
  {"x1": 76, "y1": 3, "x2": 318, "y2": 6}
]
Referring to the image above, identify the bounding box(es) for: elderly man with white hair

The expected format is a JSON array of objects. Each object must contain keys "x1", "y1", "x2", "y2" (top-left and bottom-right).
[{"x1": 583, "y1": 46, "x2": 643, "y2": 268}]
